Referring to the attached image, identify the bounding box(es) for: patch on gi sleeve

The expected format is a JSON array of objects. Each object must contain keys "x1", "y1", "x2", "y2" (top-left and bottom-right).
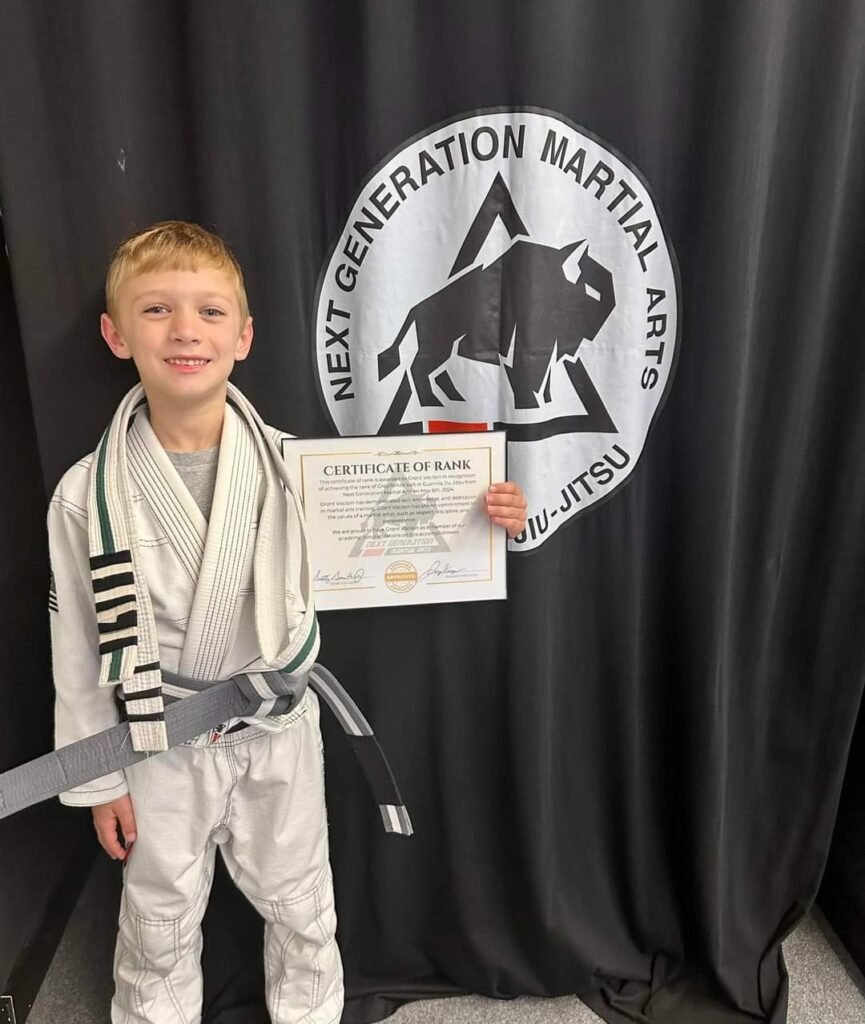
[{"x1": 48, "y1": 571, "x2": 59, "y2": 614}]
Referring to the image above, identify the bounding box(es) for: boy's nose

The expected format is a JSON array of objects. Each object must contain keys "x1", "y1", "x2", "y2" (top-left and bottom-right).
[{"x1": 170, "y1": 312, "x2": 201, "y2": 342}]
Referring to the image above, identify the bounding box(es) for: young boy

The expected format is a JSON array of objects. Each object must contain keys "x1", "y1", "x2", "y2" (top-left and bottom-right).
[{"x1": 48, "y1": 221, "x2": 527, "y2": 1024}]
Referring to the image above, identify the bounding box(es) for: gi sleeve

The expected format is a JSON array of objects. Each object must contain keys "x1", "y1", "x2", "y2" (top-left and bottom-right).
[{"x1": 48, "y1": 495, "x2": 129, "y2": 806}]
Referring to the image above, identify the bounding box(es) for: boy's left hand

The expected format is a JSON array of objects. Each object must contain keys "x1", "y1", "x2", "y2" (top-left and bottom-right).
[{"x1": 485, "y1": 482, "x2": 528, "y2": 539}]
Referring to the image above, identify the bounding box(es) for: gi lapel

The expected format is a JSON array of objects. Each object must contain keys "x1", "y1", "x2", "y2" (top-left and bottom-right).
[
  {"x1": 180, "y1": 404, "x2": 260, "y2": 681},
  {"x1": 127, "y1": 411, "x2": 208, "y2": 587}
]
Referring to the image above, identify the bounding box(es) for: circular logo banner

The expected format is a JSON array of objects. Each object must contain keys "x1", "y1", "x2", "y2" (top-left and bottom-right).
[{"x1": 313, "y1": 108, "x2": 680, "y2": 551}]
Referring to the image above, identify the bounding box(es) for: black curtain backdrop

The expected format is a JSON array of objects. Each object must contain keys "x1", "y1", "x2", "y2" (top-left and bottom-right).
[
  {"x1": 0, "y1": 213, "x2": 93, "y2": 1013},
  {"x1": 1, "y1": 3, "x2": 864, "y2": 1024},
  {"x1": 819, "y1": 708, "x2": 865, "y2": 976}
]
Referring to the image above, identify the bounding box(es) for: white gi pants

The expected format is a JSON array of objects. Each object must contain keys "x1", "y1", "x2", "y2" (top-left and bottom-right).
[{"x1": 111, "y1": 692, "x2": 343, "y2": 1024}]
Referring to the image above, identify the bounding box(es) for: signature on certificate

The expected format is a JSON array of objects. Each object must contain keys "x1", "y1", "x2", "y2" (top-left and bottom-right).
[
  {"x1": 314, "y1": 567, "x2": 368, "y2": 586},
  {"x1": 418, "y1": 559, "x2": 482, "y2": 582}
]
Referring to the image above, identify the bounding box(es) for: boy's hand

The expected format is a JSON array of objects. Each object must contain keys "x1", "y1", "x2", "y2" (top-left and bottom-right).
[
  {"x1": 485, "y1": 481, "x2": 528, "y2": 539},
  {"x1": 92, "y1": 795, "x2": 137, "y2": 861}
]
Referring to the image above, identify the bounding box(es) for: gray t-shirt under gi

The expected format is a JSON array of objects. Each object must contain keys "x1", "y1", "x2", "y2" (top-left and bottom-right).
[{"x1": 166, "y1": 446, "x2": 220, "y2": 520}]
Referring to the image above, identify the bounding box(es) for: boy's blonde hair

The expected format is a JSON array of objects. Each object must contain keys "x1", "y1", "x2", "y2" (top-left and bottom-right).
[{"x1": 105, "y1": 220, "x2": 249, "y2": 320}]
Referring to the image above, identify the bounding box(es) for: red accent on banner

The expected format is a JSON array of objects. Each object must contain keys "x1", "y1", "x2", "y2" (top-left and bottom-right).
[{"x1": 427, "y1": 420, "x2": 490, "y2": 433}]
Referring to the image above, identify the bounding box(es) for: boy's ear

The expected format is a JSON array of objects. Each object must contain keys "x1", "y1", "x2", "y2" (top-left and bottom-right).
[
  {"x1": 101, "y1": 313, "x2": 133, "y2": 360},
  {"x1": 235, "y1": 316, "x2": 254, "y2": 362}
]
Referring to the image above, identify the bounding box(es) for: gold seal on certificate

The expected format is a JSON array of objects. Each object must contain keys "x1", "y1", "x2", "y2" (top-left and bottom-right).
[{"x1": 281, "y1": 432, "x2": 508, "y2": 610}]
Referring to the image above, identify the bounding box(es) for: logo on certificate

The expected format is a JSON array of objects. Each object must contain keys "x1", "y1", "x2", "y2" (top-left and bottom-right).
[
  {"x1": 348, "y1": 470, "x2": 451, "y2": 558},
  {"x1": 313, "y1": 108, "x2": 680, "y2": 551}
]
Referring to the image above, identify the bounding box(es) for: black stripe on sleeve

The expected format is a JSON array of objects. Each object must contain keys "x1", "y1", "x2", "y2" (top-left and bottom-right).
[
  {"x1": 93, "y1": 572, "x2": 135, "y2": 593},
  {"x1": 127, "y1": 712, "x2": 165, "y2": 722},
  {"x1": 98, "y1": 635, "x2": 137, "y2": 655},
  {"x1": 97, "y1": 611, "x2": 138, "y2": 634},
  {"x1": 95, "y1": 594, "x2": 137, "y2": 613},
  {"x1": 121, "y1": 687, "x2": 164, "y2": 702},
  {"x1": 135, "y1": 662, "x2": 161, "y2": 674},
  {"x1": 90, "y1": 550, "x2": 133, "y2": 570}
]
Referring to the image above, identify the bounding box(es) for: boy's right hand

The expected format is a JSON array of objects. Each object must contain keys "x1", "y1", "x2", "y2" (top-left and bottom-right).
[{"x1": 92, "y1": 795, "x2": 137, "y2": 861}]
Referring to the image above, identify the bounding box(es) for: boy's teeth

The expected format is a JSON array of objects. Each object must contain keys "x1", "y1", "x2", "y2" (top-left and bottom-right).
[{"x1": 168, "y1": 358, "x2": 208, "y2": 365}]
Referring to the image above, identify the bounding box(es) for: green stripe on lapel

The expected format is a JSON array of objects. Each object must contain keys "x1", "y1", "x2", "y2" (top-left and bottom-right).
[
  {"x1": 282, "y1": 614, "x2": 319, "y2": 674},
  {"x1": 95, "y1": 434, "x2": 115, "y2": 553}
]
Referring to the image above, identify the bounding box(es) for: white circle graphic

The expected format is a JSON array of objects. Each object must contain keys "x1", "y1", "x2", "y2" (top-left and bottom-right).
[{"x1": 313, "y1": 108, "x2": 680, "y2": 551}]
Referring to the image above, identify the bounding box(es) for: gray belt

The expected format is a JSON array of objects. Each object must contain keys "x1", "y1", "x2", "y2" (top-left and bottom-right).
[{"x1": 0, "y1": 664, "x2": 412, "y2": 836}]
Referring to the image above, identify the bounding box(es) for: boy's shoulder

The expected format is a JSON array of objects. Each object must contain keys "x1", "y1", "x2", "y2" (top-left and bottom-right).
[
  {"x1": 50, "y1": 452, "x2": 95, "y2": 521},
  {"x1": 266, "y1": 424, "x2": 296, "y2": 456}
]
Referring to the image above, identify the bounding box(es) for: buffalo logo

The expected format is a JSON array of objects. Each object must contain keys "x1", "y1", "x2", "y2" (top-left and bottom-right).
[
  {"x1": 374, "y1": 172, "x2": 618, "y2": 439},
  {"x1": 377, "y1": 237, "x2": 615, "y2": 408},
  {"x1": 313, "y1": 108, "x2": 679, "y2": 551}
]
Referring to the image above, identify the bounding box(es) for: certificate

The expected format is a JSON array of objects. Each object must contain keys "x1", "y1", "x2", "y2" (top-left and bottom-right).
[{"x1": 281, "y1": 432, "x2": 507, "y2": 610}]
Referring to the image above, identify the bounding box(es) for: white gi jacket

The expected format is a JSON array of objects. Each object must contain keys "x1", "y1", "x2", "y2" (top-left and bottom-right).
[{"x1": 48, "y1": 416, "x2": 300, "y2": 807}]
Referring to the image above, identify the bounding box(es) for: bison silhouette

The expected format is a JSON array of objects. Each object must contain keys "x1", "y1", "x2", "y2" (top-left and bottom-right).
[{"x1": 377, "y1": 238, "x2": 615, "y2": 409}]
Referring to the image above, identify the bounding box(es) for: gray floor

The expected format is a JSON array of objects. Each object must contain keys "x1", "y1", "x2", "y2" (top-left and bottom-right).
[
  {"x1": 29, "y1": 859, "x2": 865, "y2": 1024},
  {"x1": 389, "y1": 914, "x2": 865, "y2": 1024}
]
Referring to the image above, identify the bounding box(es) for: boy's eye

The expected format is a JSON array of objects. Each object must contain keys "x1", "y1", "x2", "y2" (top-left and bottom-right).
[
  {"x1": 143, "y1": 304, "x2": 169, "y2": 315},
  {"x1": 201, "y1": 307, "x2": 226, "y2": 318}
]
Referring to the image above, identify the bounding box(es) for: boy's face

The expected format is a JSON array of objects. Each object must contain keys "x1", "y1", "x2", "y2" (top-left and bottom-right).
[{"x1": 100, "y1": 266, "x2": 253, "y2": 407}]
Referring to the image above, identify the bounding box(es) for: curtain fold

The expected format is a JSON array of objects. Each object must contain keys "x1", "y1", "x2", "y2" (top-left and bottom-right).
[{"x1": 0, "y1": 2, "x2": 863, "y2": 1022}]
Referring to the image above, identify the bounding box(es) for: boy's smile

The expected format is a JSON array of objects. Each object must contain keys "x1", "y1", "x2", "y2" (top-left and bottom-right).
[
  {"x1": 165, "y1": 357, "x2": 211, "y2": 371},
  {"x1": 101, "y1": 267, "x2": 253, "y2": 407}
]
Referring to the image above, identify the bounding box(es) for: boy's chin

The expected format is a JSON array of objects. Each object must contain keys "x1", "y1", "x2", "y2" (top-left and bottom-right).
[{"x1": 142, "y1": 375, "x2": 230, "y2": 406}]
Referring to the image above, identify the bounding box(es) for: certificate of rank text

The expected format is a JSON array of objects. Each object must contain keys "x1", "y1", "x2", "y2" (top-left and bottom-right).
[{"x1": 281, "y1": 432, "x2": 507, "y2": 610}]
